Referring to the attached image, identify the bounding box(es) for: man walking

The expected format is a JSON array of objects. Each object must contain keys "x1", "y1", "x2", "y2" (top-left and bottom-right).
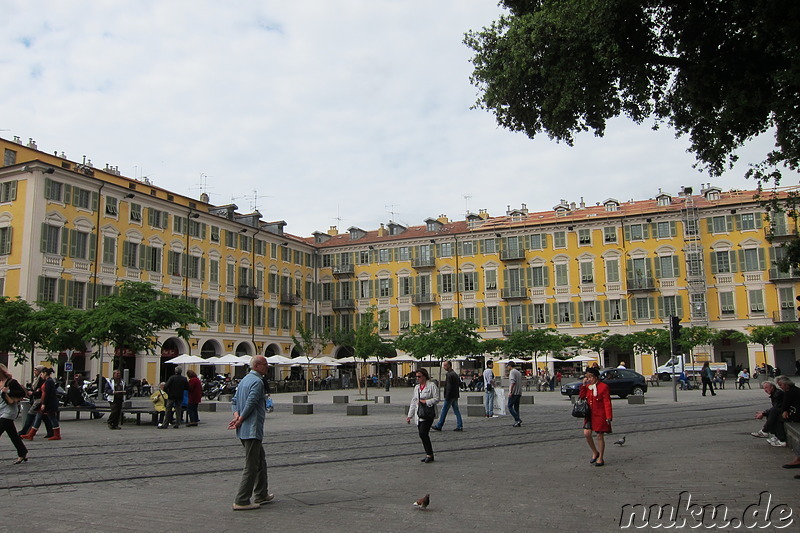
[
  {"x1": 432, "y1": 361, "x2": 463, "y2": 432},
  {"x1": 507, "y1": 361, "x2": 523, "y2": 427},
  {"x1": 483, "y1": 360, "x2": 496, "y2": 417},
  {"x1": 701, "y1": 361, "x2": 716, "y2": 396},
  {"x1": 386, "y1": 369, "x2": 392, "y2": 392},
  {"x1": 229, "y1": 355, "x2": 273, "y2": 511},
  {"x1": 163, "y1": 366, "x2": 188, "y2": 429}
]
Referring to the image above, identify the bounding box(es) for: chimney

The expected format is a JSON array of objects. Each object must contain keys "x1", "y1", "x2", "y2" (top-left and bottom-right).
[
  {"x1": 437, "y1": 214, "x2": 449, "y2": 224},
  {"x1": 327, "y1": 225, "x2": 339, "y2": 236},
  {"x1": 377, "y1": 223, "x2": 387, "y2": 237}
]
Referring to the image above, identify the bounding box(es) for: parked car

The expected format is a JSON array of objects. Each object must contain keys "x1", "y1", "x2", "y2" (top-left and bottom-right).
[{"x1": 560, "y1": 368, "x2": 648, "y2": 398}]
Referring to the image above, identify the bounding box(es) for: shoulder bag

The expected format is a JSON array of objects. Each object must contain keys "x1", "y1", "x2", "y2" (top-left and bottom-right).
[{"x1": 571, "y1": 398, "x2": 590, "y2": 418}]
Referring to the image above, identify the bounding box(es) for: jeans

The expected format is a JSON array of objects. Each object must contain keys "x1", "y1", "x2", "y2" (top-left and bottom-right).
[
  {"x1": 236, "y1": 439, "x2": 269, "y2": 506},
  {"x1": 763, "y1": 407, "x2": 787, "y2": 441},
  {"x1": 701, "y1": 377, "x2": 716, "y2": 396},
  {"x1": 187, "y1": 403, "x2": 199, "y2": 424},
  {"x1": 1, "y1": 418, "x2": 27, "y2": 458},
  {"x1": 19, "y1": 411, "x2": 40, "y2": 435},
  {"x1": 508, "y1": 394, "x2": 521, "y2": 423},
  {"x1": 434, "y1": 398, "x2": 462, "y2": 429},
  {"x1": 417, "y1": 418, "x2": 434, "y2": 457},
  {"x1": 34, "y1": 411, "x2": 57, "y2": 436},
  {"x1": 484, "y1": 388, "x2": 495, "y2": 416},
  {"x1": 164, "y1": 399, "x2": 183, "y2": 427}
]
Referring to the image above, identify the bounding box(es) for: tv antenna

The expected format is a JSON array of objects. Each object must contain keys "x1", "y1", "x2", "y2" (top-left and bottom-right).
[
  {"x1": 463, "y1": 193, "x2": 472, "y2": 215},
  {"x1": 385, "y1": 204, "x2": 399, "y2": 223},
  {"x1": 190, "y1": 173, "x2": 215, "y2": 200},
  {"x1": 332, "y1": 204, "x2": 346, "y2": 229},
  {"x1": 232, "y1": 189, "x2": 271, "y2": 212}
]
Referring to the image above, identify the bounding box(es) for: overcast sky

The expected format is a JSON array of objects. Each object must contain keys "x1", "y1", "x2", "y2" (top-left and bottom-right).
[{"x1": 1, "y1": 1, "x2": 777, "y2": 238}]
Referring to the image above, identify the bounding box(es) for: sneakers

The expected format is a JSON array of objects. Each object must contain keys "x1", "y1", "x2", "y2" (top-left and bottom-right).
[
  {"x1": 491, "y1": 415, "x2": 499, "y2": 418},
  {"x1": 232, "y1": 503, "x2": 260, "y2": 511},
  {"x1": 512, "y1": 421, "x2": 522, "y2": 427},
  {"x1": 751, "y1": 430, "x2": 770, "y2": 438},
  {"x1": 254, "y1": 493, "x2": 274, "y2": 505},
  {"x1": 768, "y1": 437, "x2": 787, "y2": 447},
  {"x1": 453, "y1": 427, "x2": 463, "y2": 432}
]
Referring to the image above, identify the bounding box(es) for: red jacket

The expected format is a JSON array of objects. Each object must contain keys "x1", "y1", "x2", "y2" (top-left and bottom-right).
[
  {"x1": 188, "y1": 377, "x2": 202, "y2": 404},
  {"x1": 579, "y1": 381, "x2": 613, "y2": 433}
]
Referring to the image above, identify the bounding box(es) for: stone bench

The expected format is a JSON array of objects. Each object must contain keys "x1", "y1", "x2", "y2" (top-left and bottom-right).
[
  {"x1": 785, "y1": 421, "x2": 799, "y2": 451},
  {"x1": 467, "y1": 405, "x2": 486, "y2": 417},
  {"x1": 627, "y1": 396, "x2": 646, "y2": 405},
  {"x1": 198, "y1": 403, "x2": 217, "y2": 412},
  {"x1": 347, "y1": 404, "x2": 368, "y2": 416},
  {"x1": 292, "y1": 404, "x2": 314, "y2": 414},
  {"x1": 373, "y1": 395, "x2": 391, "y2": 404},
  {"x1": 466, "y1": 395, "x2": 483, "y2": 405},
  {"x1": 293, "y1": 395, "x2": 309, "y2": 404},
  {"x1": 519, "y1": 395, "x2": 534, "y2": 404},
  {"x1": 333, "y1": 395, "x2": 349, "y2": 404}
]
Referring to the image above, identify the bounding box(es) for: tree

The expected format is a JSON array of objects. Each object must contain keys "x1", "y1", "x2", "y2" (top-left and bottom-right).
[
  {"x1": 81, "y1": 281, "x2": 206, "y2": 370},
  {"x1": 28, "y1": 302, "x2": 87, "y2": 367},
  {"x1": 426, "y1": 318, "x2": 482, "y2": 382},
  {"x1": 578, "y1": 330, "x2": 610, "y2": 361},
  {"x1": 747, "y1": 324, "x2": 800, "y2": 370},
  {"x1": 292, "y1": 323, "x2": 332, "y2": 395},
  {"x1": 504, "y1": 328, "x2": 564, "y2": 368},
  {"x1": 353, "y1": 307, "x2": 389, "y2": 400},
  {"x1": 677, "y1": 325, "x2": 718, "y2": 361},
  {"x1": 0, "y1": 297, "x2": 38, "y2": 366},
  {"x1": 465, "y1": 2, "x2": 799, "y2": 187}
]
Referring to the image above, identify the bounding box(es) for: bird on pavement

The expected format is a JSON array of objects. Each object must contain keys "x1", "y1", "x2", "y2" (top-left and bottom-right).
[
  {"x1": 614, "y1": 436, "x2": 626, "y2": 446},
  {"x1": 413, "y1": 494, "x2": 430, "y2": 510}
]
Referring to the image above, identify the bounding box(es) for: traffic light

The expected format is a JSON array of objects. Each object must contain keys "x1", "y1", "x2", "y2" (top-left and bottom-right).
[{"x1": 670, "y1": 315, "x2": 682, "y2": 355}]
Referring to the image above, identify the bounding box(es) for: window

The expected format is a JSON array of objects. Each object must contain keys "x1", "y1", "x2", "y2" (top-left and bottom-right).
[
  {"x1": 144, "y1": 246, "x2": 162, "y2": 273},
  {"x1": 553, "y1": 231, "x2": 566, "y2": 248},
  {"x1": 38, "y1": 276, "x2": 58, "y2": 302},
  {"x1": 322, "y1": 254, "x2": 331, "y2": 267},
  {"x1": 45, "y1": 179, "x2": 63, "y2": 201},
  {"x1": 690, "y1": 293, "x2": 707, "y2": 319},
  {"x1": 42, "y1": 224, "x2": 63, "y2": 255},
  {"x1": 105, "y1": 197, "x2": 118, "y2": 216},
  {"x1": 486, "y1": 306, "x2": 499, "y2": 326},
  {"x1": 440, "y1": 243, "x2": 452, "y2": 257},
  {"x1": 483, "y1": 238, "x2": 496, "y2": 254},
  {"x1": 282, "y1": 308, "x2": 291, "y2": 330},
  {"x1": 656, "y1": 255, "x2": 679, "y2": 279},
  {"x1": 606, "y1": 299, "x2": 625, "y2": 321},
  {"x1": 189, "y1": 220, "x2": 204, "y2": 239},
  {"x1": 712, "y1": 250, "x2": 733, "y2": 273},
  {"x1": 0, "y1": 227, "x2": 11, "y2": 255},
  {"x1": 69, "y1": 229, "x2": 91, "y2": 259},
  {"x1": 441, "y1": 308, "x2": 453, "y2": 320},
  {"x1": 604, "y1": 227, "x2": 617, "y2": 243},
  {"x1": 581, "y1": 301, "x2": 597, "y2": 322},
  {"x1": 485, "y1": 269, "x2": 497, "y2": 290},
  {"x1": 719, "y1": 291, "x2": 736, "y2": 316},
  {"x1": 73, "y1": 187, "x2": 91, "y2": 209},
  {"x1": 378, "y1": 249, "x2": 390, "y2": 262},
  {"x1": 439, "y1": 273, "x2": 454, "y2": 293},
  {"x1": 708, "y1": 215, "x2": 732, "y2": 234},
  {"x1": 359, "y1": 250, "x2": 370, "y2": 264},
  {"x1": 739, "y1": 213, "x2": 756, "y2": 230},
  {"x1": 224, "y1": 302, "x2": 235, "y2": 324},
  {"x1": 656, "y1": 221, "x2": 675, "y2": 238},
  {"x1": 400, "y1": 310, "x2": 410, "y2": 330},
  {"x1": 66, "y1": 281, "x2": 86, "y2": 309},
  {"x1": 742, "y1": 248, "x2": 765, "y2": 272},
  {"x1": 3, "y1": 149, "x2": 16, "y2": 166},
  {"x1": 186, "y1": 255, "x2": 201, "y2": 280},
  {"x1": 239, "y1": 234, "x2": 251, "y2": 252},
  {"x1": 748, "y1": 289, "x2": 765, "y2": 313},
  {"x1": 657, "y1": 196, "x2": 671, "y2": 207},
  {"x1": 634, "y1": 297, "x2": 653, "y2": 319},
  {"x1": 102, "y1": 236, "x2": 116, "y2": 264},
  {"x1": 173, "y1": 216, "x2": 186, "y2": 235},
  {"x1": 684, "y1": 219, "x2": 698, "y2": 236},
  {"x1": 420, "y1": 309, "x2": 432, "y2": 326},
  {"x1": 460, "y1": 272, "x2": 477, "y2": 292},
  {"x1": 398, "y1": 247, "x2": 410, "y2": 261},
  {"x1": 359, "y1": 279, "x2": 371, "y2": 298},
  {"x1": 122, "y1": 241, "x2": 140, "y2": 268},
  {"x1": 529, "y1": 234, "x2": 545, "y2": 250},
  {"x1": 130, "y1": 203, "x2": 142, "y2": 222},
  {"x1": 1, "y1": 181, "x2": 17, "y2": 203},
  {"x1": 580, "y1": 261, "x2": 594, "y2": 283},
  {"x1": 557, "y1": 302, "x2": 572, "y2": 323},
  {"x1": 578, "y1": 229, "x2": 591, "y2": 245},
  {"x1": 555, "y1": 263, "x2": 569, "y2": 286},
  {"x1": 167, "y1": 251, "x2": 182, "y2": 276},
  {"x1": 461, "y1": 240, "x2": 474, "y2": 256},
  {"x1": 660, "y1": 295, "x2": 679, "y2": 317},
  {"x1": 321, "y1": 282, "x2": 332, "y2": 300},
  {"x1": 226, "y1": 263, "x2": 235, "y2": 287},
  {"x1": 149, "y1": 208, "x2": 168, "y2": 229},
  {"x1": 239, "y1": 304, "x2": 250, "y2": 326},
  {"x1": 205, "y1": 300, "x2": 218, "y2": 323},
  {"x1": 626, "y1": 224, "x2": 645, "y2": 241},
  {"x1": 606, "y1": 259, "x2": 620, "y2": 283},
  {"x1": 399, "y1": 277, "x2": 412, "y2": 296},
  {"x1": 463, "y1": 307, "x2": 476, "y2": 323},
  {"x1": 530, "y1": 266, "x2": 548, "y2": 287},
  {"x1": 686, "y1": 251, "x2": 702, "y2": 277},
  {"x1": 210, "y1": 226, "x2": 220, "y2": 243},
  {"x1": 379, "y1": 278, "x2": 392, "y2": 297},
  {"x1": 534, "y1": 303, "x2": 548, "y2": 324}
]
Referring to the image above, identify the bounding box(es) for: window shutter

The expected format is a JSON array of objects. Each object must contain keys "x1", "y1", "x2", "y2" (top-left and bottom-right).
[
  {"x1": 60, "y1": 227, "x2": 69, "y2": 256},
  {"x1": 620, "y1": 300, "x2": 628, "y2": 320},
  {"x1": 44, "y1": 178, "x2": 51, "y2": 199},
  {"x1": 642, "y1": 224, "x2": 650, "y2": 239},
  {"x1": 757, "y1": 248, "x2": 766, "y2": 270},
  {"x1": 148, "y1": 208, "x2": 155, "y2": 227},
  {"x1": 64, "y1": 184, "x2": 72, "y2": 205},
  {"x1": 709, "y1": 251, "x2": 718, "y2": 274},
  {"x1": 631, "y1": 299, "x2": 639, "y2": 320},
  {"x1": 436, "y1": 273, "x2": 442, "y2": 294},
  {"x1": 654, "y1": 256, "x2": 662, "y2": 279},
  {"x1": 670, "y1": 221, "x2": 677, "y2": 237},
  {"x1": 623, "y1": 225, "x2": 631, "y2": 241},
  {"x1": 647, "y1": 297, "x2": 655, "y2": 318},
  {"x1": 733, "y1": 214, "x2": 741, "y2": 230},
  {"x1": 578, "y1": 302, "x2": 584, "y2": 323},
  {"x1": 88, "y1": 234, "x2": 97, "y2": 262},
  {"x1": 755, "y1": 214, "x2": 763, "y2": 229},
  {"x1": 672, "y1": 256, "x2": 680, "y2": 277},
  {"x1": 91, "y1": 192, "x2": 99, "y2": 212},
  {"x1": 40, "y1": 223, "x2": 47, "y2": 253},
  {"x1": 657, "y1": 296, "x2": 665, "y2": 318},
  {"x1": 737, "y1": 249, "x2": 745, "y2": 272},
  {"x1": 543, "y1": 266, "x2": 550, "y2": 286},
  {"x1": 603, "y1": 300, "x2": 609, "y2": 322},
  {"x1": 138, "y1": 245, "x2": 146, "y2": 270},
  {"x1": 725, "y1": 215, "x2": 734, "y2": 232},
  {"x1": 541, "y1": 234, "x2": 548, "y2": 249},
  {"x1": 729, "y1": 251, "x2": 738, "y2": 272},
  {"x1": 625, "y1": 258, "x2": 634, "y2": 282},
  {"x1": 543, "y1": 303, "x2": 550, "y2": 324},
  {"x1": 676, "y1": 296, "x2": 684, "y2": 318}
]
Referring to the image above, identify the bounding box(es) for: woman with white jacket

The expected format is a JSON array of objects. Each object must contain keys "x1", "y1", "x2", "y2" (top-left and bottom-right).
[{"x1": 406, "y1": 368, "x2": 439, "y2": 463}]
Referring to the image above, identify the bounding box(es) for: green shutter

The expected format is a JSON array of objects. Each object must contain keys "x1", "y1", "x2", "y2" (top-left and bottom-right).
[
  {"x1": 91, "y1": 191, "x2": 99, "y2": 212},
  {"x1": 44, "y1": 178, "x2": 51, "y2": 200},
  {"x1": 40, "y1": 223, "x2": 47, "y2": 253},
  {"x1": 60, "y1": 227, "x2": 69, "y2": 256},
  {"x1": 64, "y1": 184, "x2": 72, "y2": 205},
  {"x1": 676, "y1": 296, "x2": 684, "y2": 318},
  {"x1": 654, "y1": 256, "x2": 662, "y2": 279},
  {"x1": 725, "y1": 215, "x2": 734, "y2": 232},
  {"x1": 758, "y1": 248, "x2": 766, "y2": 271}
]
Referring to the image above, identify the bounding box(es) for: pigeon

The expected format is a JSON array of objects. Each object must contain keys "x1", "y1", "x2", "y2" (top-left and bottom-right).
[
  {"x1": 614, "y1": 436, "x2": 626, "y2": 446},
  {"x1": 413, "y1": 494, "x2": 430, "y2": 510}
]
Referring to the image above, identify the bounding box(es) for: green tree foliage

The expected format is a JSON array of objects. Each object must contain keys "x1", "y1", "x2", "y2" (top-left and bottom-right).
[
  {"x1": 0, "y1": 297, "x2": 37, "y2": 365},
  {"x1": 353, "y1": 308, "x2": 391, "y2": 399},
  {"x1": 747, "y1": 323, "x2": 800, "y2": 366},
  {"x1": 578, "y1": 330, "x2": 609, "y2": 360},
  {"x1": 81, "y1": 281, "x2": 205, "y2": 369},
  {"x1": 466, "y1": 1, "x2": 799, "y2": 183},
  {"x1": 395, "y1": 318, "x2": 482, "y2": 382},
  {"x1": 504, "y1": 327, "x2": 568, "y2": 366},
  {"x1": 28, "y1": 302, "x2": 87, "y2": 365},
  {"x1": 677, "y1": 325, "x2": 717, "y2": 357},
  {"x1": 292, "y1": 322, "x2": 333, "y2": 395}
]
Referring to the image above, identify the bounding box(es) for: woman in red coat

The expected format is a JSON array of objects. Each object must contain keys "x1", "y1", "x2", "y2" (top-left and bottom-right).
[{"x1": 579, "y1": 367, "x2": 613, "y2": 466}]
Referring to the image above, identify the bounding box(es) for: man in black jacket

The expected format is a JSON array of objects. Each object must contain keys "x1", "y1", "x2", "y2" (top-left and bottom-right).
[
  {"x1": 751, "y1": 380, "x2": 784, "y2": 442},
  {"x1": 163, "y1": 366, "x2": 188, "y2": 429},
  {"x1": 432, "y1": 361, "x2": 463, "y2": 432}
]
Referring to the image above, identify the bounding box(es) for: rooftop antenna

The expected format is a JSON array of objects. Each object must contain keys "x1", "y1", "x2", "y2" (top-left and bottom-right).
[
  {"x1": 385, "y1": 204, "x2": 399, "y2": 223},
  {"x1": 190, "y1": 173, "x2": 215, "y2": 200},
  {"x1": 333, "y1": 204, "x2": 345, "y2": 229},
  {"x1": 463, "y1": 193, "x2": 472, "y2": 215},
  {"x1": 232, "y1": 189, "x2": 272, "y2": 212}
]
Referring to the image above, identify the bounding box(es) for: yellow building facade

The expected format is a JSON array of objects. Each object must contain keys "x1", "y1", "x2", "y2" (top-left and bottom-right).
[{"x1": 2, "y1": 136, "x2": 799, "y2": 381}]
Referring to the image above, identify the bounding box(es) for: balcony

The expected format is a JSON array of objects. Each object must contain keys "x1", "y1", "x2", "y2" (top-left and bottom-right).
[
  {"x1": 766, "y1": 227, "x2": 798, "y2": 242},
  {"x1": 502, "y1": 324, "x2": 529, "y2": 336},
  {"x1": 501, "y1": 288, "x2": 528, "y2": 300},
  {"x1": 769, "y1": 267, "x2": 800, "y2": 281},
  {"x1": 500, "y1": 248, "x2": 526, "y2": 261},
  {"x1": 774, "y1": 309, "x2": 797, "y2": 323},
  {"x1": 626, "y1": 277, "x2": 656, "y2": 291},
  {"x1": 332, "y1": 298, "x2": 356, "y2": 310},
  {"x1": 237, "y1": 285, "x2": 260, "y2": 299},
  {"x1": 411, "y1": 256, "x2": 436, "y2": 269},
  {"x1": 280, "y1": 292, "x2": 300, "y2": 306},
  {"x1": 332, "y1": 264, "x2": 355, "y2": 277},
  {"x1": 412, "y1": 292, "x2": 437, "y2": 305}
]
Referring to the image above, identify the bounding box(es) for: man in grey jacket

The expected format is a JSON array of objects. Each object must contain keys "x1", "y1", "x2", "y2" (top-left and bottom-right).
[
  {"x1": 432, "y1": 360, "x2": 463, "y2": 431},
  {"x1": 229, "y1": 355, "x2": 273, "y2": 510}
]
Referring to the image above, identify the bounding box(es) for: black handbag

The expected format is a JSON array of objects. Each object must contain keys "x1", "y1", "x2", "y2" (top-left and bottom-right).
[
  {"x1": 417, "y1": 400, "x2": 437, "y2": 420},
  {"x1": 571, "y1": 398, "x2": 590, "y2": 418}
]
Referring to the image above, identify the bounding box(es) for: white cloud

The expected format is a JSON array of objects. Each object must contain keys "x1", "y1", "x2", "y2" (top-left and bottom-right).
[{"x1": 0, "y1": 1, "x2": 781, "y2": 237}]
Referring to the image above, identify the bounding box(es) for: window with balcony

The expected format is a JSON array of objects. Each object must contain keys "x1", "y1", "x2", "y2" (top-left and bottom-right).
[
  {"x1": 553, "y1": 231, "x2": 566, "y2": 248},
  {"x1": 742, "y1": 247, "x2": 765, "y2": 272},
  {"x1": 483, "y1": 238, "x2": 496, "y2": 254},
  {"x1": 578, "y1": 229, "x2": 591, "y2": 245},
  {"x1": 604, "y1": 227, "x2": 617, "y2": 243},
  {"x1": 748, "y1": 289, "x2": 765, "y2": 313},
  {"x1": 378, "y1": 278, "x2": 392, "y2": 297},
  {"x1": 460, "y1": 271, "x2": 477, "y2": 292},
  {"x1": 486, "y1": 306, "x2": 499, "y2": 326},
  {"x1": 605, "y1": 259, "x2": 620, "y2": 283},
  {"x1": 399, "y1": 277, "x2": 412, "y2": 296},
  {"x1": 580, "y1": 261, "x2": 594, "y2": 284},
  {"x1": 555, "y1": 263, "x2": 569, "y2": 287},
  {"x1": 531, "y1": 266, "x2": 548, "y2": 287},
  {"x1": 484, "y1": 269, "x2": 497, "y2": 290}
]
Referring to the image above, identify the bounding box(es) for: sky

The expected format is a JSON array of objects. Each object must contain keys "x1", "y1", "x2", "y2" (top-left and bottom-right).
[{"x1": 0, "y1": 1, "x2": 779, "y2": 238}]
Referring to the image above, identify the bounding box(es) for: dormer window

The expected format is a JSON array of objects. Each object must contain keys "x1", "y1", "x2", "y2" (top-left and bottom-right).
[
  {"x1": 425, "y1": 218, "x2": 442, "y2": 232},
  {"x1": 348, "y1": 227, "x2": 366, "y2": 240},
  {"x1": 426, "y1": 222, "x2": 436, "y2": 231},
  {"x1": 656, "y1": 194, "x2": 671, "y2": 207},
  {"x1": 554, "y1": 206, "x2": 568, "y2": 217},
  {"x1": 704, "y1": 187, "x2": 722, "y2": 201},
  {"x1": 603, "y1": 198, "x2": 620, "y2": 212}
]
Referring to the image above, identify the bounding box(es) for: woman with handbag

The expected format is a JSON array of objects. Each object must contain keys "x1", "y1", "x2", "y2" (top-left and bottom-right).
[
  {"x1": 406, "y1": 368, "x2": 439, "y2": 463},
  {"x1": 579, "y1": 367, "x2": 613, "y2": 467},
  {"x1": 0, "y1": 363, "x2": 29, "y2": 464}
]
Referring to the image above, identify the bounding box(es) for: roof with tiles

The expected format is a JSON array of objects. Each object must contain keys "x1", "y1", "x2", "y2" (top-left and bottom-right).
[{"x1": 305, "y1": 187, "x2": 765, "y2": 249}]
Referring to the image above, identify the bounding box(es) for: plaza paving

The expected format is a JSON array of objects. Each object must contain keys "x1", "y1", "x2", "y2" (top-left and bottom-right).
[{"x1": 1, "y1": 383, "x2": 798, "y2": 532}]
